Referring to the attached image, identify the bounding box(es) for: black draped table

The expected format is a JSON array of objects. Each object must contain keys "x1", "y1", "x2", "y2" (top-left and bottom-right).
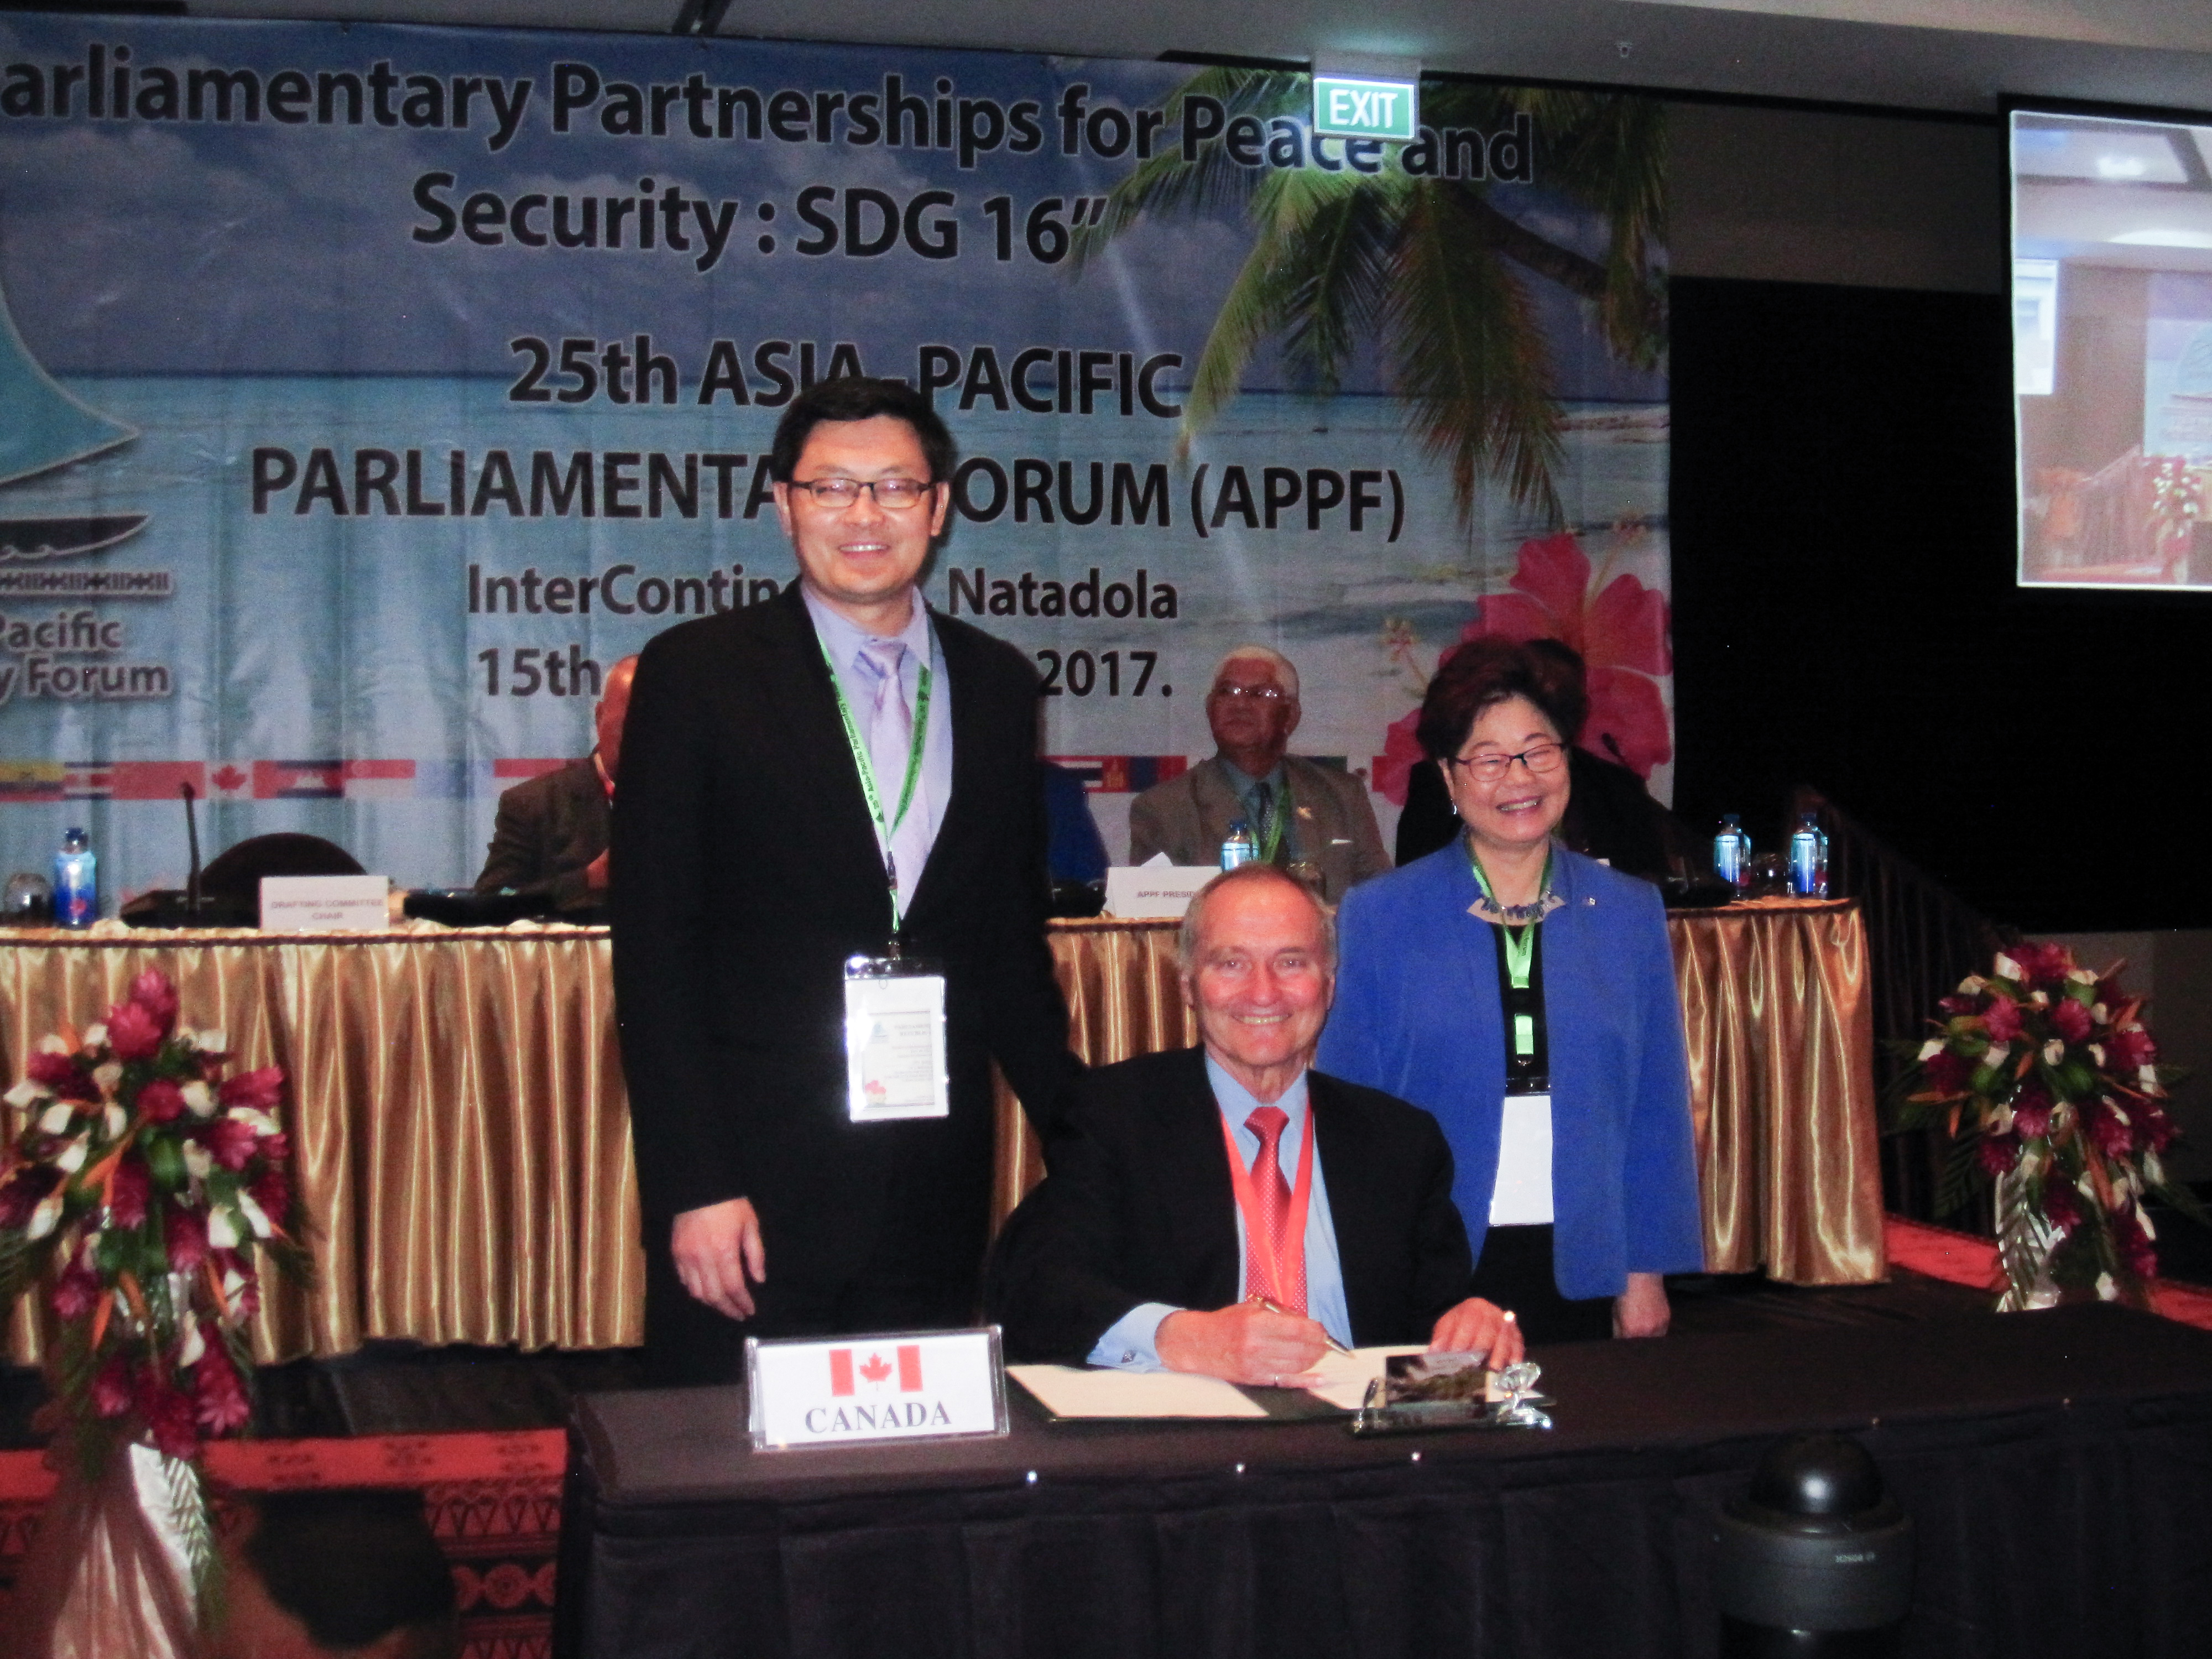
[{"x1": 555, "y1": 1305, "x2": 2212, "y2": 1659}]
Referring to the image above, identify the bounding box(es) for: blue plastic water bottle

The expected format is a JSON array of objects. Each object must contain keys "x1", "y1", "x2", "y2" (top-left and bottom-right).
[
  {"x1": 1220, "y1": 818, "x2": 1256, "y2": 870},
  {"x1": 53, "y1": 827, "x2": 97, "y2": 928},
  {"x1": 1713, "y1": 814, "x2": 1749, "y2": 891},
  {"x1": 1789, "y1": 813, "x2": 1829, "y2": 898}
]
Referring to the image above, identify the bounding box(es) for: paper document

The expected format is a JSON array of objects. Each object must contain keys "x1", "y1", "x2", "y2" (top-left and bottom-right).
[
  {"x1": 1297, "y1": 1346, "x2": 1428, "y2": 1411},
  {"x1": 1006, "y1": 1364, "x2": 1269, "y2": 1420}
]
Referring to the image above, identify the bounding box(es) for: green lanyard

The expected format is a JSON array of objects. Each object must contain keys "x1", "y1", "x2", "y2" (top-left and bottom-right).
[
  {"x1": 820, "y1": 636, "x2": 933, "y2": 929},
  {"x1": 1468, "y1": 846, "x2": 1548, "y2": 1058}
]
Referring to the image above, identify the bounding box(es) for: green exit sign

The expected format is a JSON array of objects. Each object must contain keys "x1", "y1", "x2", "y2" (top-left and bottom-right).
[{"x1": 1312, "y1": 75, "x2": 1418, "y2": 143}]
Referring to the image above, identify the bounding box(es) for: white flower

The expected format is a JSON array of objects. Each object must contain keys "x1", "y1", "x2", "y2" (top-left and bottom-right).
[
  {"x1": 181, "y1": 1141, "x2": 212, "y2": 1181},
  {"x1": 2140, "y1": 1065, "x2": 2162, "y2": 1091},
  {"x1": 1958, "y1": 975, "x2": 1987, "y2": 995},
  {"x1": 36, "y1": 1102, "x2": 75, "y2": 1135},
  {"x1": 181, "y1": 1081, "x2": 215, "y2": 1119},
  {"x1": 26, "y1": 1192, "x2": 63, "y2": 1241},
  {"x1": 102, "y1": 1104, "x2": 127, "y2": 1140},
  {"x1": 81, "y1": 1023, "x2": 106, "y2": 1050},
  {"x1": 1985, "y1": 1042, "x2": 2009, "y2": 1068},
  {"x1": 196, "y1": 1029, "x2": 227, "y2": 1055},
  {"x1": 207, "y1": 1206, "x2": 241, "y2": 1249},
  {"x1": 2110, "y1": 1101, "x2": 2132, "y2": 1126},
  {"x1": 2138, "y1": 1204, "x2": 2157, "y2": 1240},
  {"x1": 36, "y1": 1034, "x2": 71, "y2": 1056},
  {"x1": 2028, "y1": 990, "x2": 2049, "y2": 1009},
  {"x1": 2043, "y1": 1040, "x2": 2065, "y2": 1066},
  {"x1": 2096, "y1": 1272, "x2": 2117, "y2": 1301},
  {"x1": 54, "y1": 1134, "x2": 88, "y2": 1174},
  {"x1": 221, "y1": 1266, "x2": 249, "y2": 1314},
  {"x1": 2092, "y1": 1003, "x2": 2109, "y2": 1024},
  {"x1": 2147, "y1": 1150, "x2": 2166, "y2": 1186},
  {"x1": 2078, "y1": 1175, "x2": 2099, "y2": 1199},
  {"x1": 91, "y1": 1062, "x2": 121, "y2": 1095},
  {"x1": 1918, "y1": 1038, "x2": 1947, "y2": 1062},
  {"x1": 226, "y1": 1107, "x2": 279, "y2": 1136},
  {"x1": 2089, "y1": 1045, "x2": 2105, "y2": 1067},
  {"x1": 2068, "y1": 967, "x2": 2099, "y2": 987},
  {"x1": 236, "y1": 1191, "x2": 274, "y2": 1240},
  {"x1": 1990, "y1": 1105, "x2": 2016, "y2": 1135},
  {"x1": 177, "y1": 1321, "x2": 205, "y2": 1369},
  {"x1": 4, "y1": 1079, "x2": 49, "y2": 1109},
  {"x1": 1994, "y1": 953, "x2": 2023, "y2": 982}
]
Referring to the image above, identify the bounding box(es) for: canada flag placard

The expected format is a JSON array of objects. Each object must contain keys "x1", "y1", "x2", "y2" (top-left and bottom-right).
[{"x1": 746, "y1": 1328, "x2": 1006, "y2": 1451}]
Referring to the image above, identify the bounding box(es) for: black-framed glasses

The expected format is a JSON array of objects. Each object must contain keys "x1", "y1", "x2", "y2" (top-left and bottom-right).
[
  {"x1": 788, "y1": 477, "x2": 935, "y2": 510},
  {"x1": 1209, "y1": 683, "x2": 1290, "y2": 702},
  {"x1": 1448, "y1": 742, "x2": 1567, "y2": 782}
]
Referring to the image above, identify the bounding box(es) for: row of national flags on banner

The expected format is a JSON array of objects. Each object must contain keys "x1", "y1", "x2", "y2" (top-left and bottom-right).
[
  {"x1": 0, "y1": 758, "x2": 575, "y2": 804},
  {"x1": 0, "y1": 756, "x2": 1194, "y2": 803}
]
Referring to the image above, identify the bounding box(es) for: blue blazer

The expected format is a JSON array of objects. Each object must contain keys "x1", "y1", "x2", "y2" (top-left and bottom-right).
[{"x1": 1317, "y1": 841, "x2": 1704, "y2": 1299}]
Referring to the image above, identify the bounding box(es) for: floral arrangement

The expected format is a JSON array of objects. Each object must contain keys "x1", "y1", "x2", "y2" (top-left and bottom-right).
[
  {"x1": 2146, "y1": 454, "x2": 2204, "y2": 545},
  {"x1": 1894, "y1": 942, "x2": 2201, "y2": 1310},
  {"x1": 0, "y1": 969, "x2": 304, "y2": 1472}
]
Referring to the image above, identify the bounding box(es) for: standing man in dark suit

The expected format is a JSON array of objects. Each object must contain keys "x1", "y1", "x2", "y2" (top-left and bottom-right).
[
  {"x1": 612, "y1": 377, "x2": 1076, "y2": 1384},
  {"x1": 990, "y1": 864, "x2": 1522, "y2": 1384},
  {"x1": 474, "y1": 655, "x2": 637, "y2": 913}
]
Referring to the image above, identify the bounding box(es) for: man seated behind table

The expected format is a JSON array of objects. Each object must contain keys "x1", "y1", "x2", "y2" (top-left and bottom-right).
[
  {"x1": 990, "y1": 863, "x2": 1524, "y2": 1385},
  {"x1": 1128, "y1": 645, "x2": 1390, "y2": 904},
  {"x1": 473, "y1": 654, "x2": 637, "y2": 911}
]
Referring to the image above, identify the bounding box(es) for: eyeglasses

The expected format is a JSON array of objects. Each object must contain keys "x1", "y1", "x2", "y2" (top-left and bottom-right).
[
  {"x1": 1448, "y1": 742, "x2": 1567, "y2": 782},
  {"x1": 1209, "y1": 683, "x2": 1290, "y2": 702},
  {"x1": 787, "y1": 477, "x2": 935, "y2": 510}
]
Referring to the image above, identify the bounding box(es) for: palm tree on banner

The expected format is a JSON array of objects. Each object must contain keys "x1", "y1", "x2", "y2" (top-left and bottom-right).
[{"x1": 1077, "y1": 70, "x2": 1665, "y2": 530}]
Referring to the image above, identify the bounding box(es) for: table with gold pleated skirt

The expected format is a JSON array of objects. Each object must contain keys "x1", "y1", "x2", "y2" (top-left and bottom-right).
[{"x1": 2, "y1": 898, "x2": 1881, "y2": 1365}]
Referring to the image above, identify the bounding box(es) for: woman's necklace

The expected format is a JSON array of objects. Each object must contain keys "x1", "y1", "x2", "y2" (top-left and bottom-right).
[{"x1": 1467, "y1": 840, "x2": 1555, "y2": 925}]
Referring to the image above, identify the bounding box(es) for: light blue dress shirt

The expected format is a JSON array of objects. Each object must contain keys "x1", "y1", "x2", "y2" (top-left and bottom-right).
[
  {"x1": 802, "y1": 586, "x2": 954, "y2": 872},
  {"x1": 1087, "y1": 1057, "x2": 1352, "y2": 1370}
]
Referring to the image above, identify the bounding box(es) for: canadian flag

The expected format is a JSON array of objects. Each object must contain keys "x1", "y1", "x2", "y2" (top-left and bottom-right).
[{"x1": 828, "y1": 1345, "x2": 924, "y2": 1396}]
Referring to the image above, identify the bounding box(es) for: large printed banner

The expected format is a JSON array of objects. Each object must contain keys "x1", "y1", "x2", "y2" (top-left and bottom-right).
[{"x1": 0, "y1": 17, "x2": 1670, "y2": 902}]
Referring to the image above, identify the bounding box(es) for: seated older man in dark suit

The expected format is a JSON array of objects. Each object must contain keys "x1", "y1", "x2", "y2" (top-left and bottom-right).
[
  {"x1": 991, "y1": 863, "x2": 1523, "y2": 1385},
  {"x1": 475, "y1": 655, "x2": 636, "y2": 912}
]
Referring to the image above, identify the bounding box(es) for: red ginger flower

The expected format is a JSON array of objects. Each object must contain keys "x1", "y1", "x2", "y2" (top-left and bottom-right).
[
  {"x1": 0, "y1": 1165, "x2": 60, "y2": 1230},
  {"x1": 2042, "y1": 1178, "x2": 2079, "y2": 1234},
  {"x1": 249, "y1": 1166, "x2": 290, "y2": 1225},
  {"x1": 2108, "y1": 1027, "x2": 2157, "y2": 1070},
  {"x1": 137, "y1": 1079, "x2": 186, "y2": 1124},
  {"x1": 108, "y1": 1156, "x2": 150, "y2": 1229},
  {"x1": 1983, "y1": 997, "x2": 2023, "y2": 1043},
  {"x1": 203, "y1": 1118, "x2": 258, "y2": 1172},
  {"x1": 92, "y1": 1357, "x2": 134, "y2": 1419},
  {"x1": 1977, "y1": 1133, "x2": 2020, "y2": 1176},
  {"x1": 1921, "y1": 1049, "x2": 1972, "y2": 1097},
  {"x1": 219, "y1": 1068, "x2": 284, "y2": 1112},
  {"x1": 191, "y1": 1340, "x2": 252, "y2": 1435},
  {"x1": 2051, "y1": 999, "x2": 2092, "y2": 1044},
  {"x1": 50, "y1": 1256, "x2": 101, "y2": 1321},
  {"x1": 2011, "y1": 1084, "x2": 2054, "y2": 1140},
  {"x1": 2008, "y1": 943, "x2": 2073, "y2": 990},
  {"x1": 104, "y1": 999, "x2": 165, "y2": 1063},
  {"x1": 128, "y1": 969, "x2": 179, "y2": 1036},
  {"x1": 136, "y1": 1378, "x2": 200, "y2": 1460},
  {"x1": 166, "y1": 1207, "x2": 209, "y2": 1273}
]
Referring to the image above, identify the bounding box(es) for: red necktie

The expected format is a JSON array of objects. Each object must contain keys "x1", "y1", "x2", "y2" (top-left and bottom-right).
[{"x1": 1243, "y1": 1106, "x2": 1305, "y2": 1313}]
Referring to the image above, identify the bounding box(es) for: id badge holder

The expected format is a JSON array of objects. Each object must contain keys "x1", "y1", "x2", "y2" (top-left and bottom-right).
[{"x1": 843, "y1": 953, "x2": 951, "y2": 1122}]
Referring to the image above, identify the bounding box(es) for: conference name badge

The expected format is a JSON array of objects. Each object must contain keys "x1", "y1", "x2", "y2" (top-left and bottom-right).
[
  {"x1": 843, "y1": 954, "x2": 950, "y2": 1122},
  {"x1": 745, "y1": 1328, "x2": 1009, "y2": 1451}
]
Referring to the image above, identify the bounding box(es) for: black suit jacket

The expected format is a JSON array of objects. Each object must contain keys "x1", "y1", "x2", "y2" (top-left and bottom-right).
[
  {"x1": 610, "y1": 582, "x2": 1076, "y2": 1291},
  {"x1": 988, "y1": 1047, "x2": 1476, "y2": 1363},
  {"x1": 474, "y1": 758, "x2": 609, "y2": 911}
]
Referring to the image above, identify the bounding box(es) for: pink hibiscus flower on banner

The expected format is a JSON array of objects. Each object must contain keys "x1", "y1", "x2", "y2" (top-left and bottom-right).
[{"x1": 1373, "y1": 533, "x2": 1673, "y2": 802}]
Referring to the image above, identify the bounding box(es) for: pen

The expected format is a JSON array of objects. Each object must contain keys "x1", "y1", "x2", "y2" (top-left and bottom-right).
[{"x1": 1248, "y1": 1292, "x2": 1354, "y2": 1356}]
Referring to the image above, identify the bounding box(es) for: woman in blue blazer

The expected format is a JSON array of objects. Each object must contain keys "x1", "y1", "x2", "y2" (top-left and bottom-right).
[{"x1": 1317, "y1": 638, "x2": 1702, "y2": 1341}]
